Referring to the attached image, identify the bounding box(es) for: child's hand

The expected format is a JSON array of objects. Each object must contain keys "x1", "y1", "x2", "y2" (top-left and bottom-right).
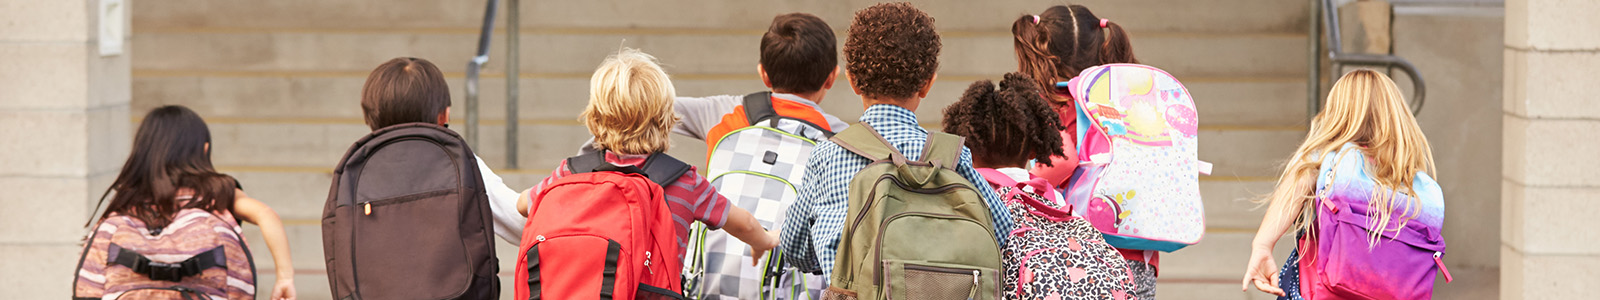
[
  {"x1": 1240, "y1": 246, "x2": 1283, "y2": 296},
  {"x1": 272, "y1": 277, "x2": 297, "y2": 300},
  {"x1": 749, "y1": 229, "x2": 781, "y2": 266}
]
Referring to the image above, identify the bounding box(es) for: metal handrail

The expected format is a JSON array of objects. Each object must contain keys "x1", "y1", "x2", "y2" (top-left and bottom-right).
[
  {"x1": 1313, "y1": 0, "x2": 1427, "y2": 116},
  {"x1": 465, "y1": 0, "x2": 499, "y2": 151},
  {"x1": 464, "y1": 0, "x2": 522, "y2": 168}
]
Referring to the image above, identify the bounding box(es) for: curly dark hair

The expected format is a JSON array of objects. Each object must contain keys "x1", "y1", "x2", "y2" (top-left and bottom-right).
[
  {"x1": 844, "y1": 2, "x2": 941, "y2": 101},
  {"x1": 942, "y1": 73, "x2": 1066, "y2": 167}
]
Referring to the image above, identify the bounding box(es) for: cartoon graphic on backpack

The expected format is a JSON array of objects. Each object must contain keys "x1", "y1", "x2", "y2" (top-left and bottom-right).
[
  {"x1": 517, "y1": 151, "x2": 693, "y2": 300},
  {"x1": 73, "y1": 207, "x2": 258, "y2": 300},
  {"x1": 978, "y1": 169, "x2": 1139, "y2": 300},
  {"x1": 684, "y1": 92, "x2": 831, "y2": 300},
  {"x1": 1060, "y1": 64, "x2": 1208, "y2": 252},
  {"x1": 821, "y1": 124, "x2": 1003, "y2": 300}
]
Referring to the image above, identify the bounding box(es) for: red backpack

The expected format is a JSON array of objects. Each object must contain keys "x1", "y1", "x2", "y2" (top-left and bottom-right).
[{"x1": 515, "y1": 151, "x2": 692, "y2": 300}]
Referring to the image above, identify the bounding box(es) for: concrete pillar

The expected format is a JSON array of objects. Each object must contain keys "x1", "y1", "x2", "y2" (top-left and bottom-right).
[
  {"x1": 1501, "y1": 0, "x2": 1600, "y2": 298},
  {"x1": 0, "y1": 0, "x2": 131, "y2": 297}
]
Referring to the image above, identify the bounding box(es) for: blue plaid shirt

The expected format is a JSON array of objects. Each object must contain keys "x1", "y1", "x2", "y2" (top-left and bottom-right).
[{"x1": 780, "y1": 104, "x2": 1015, "y2": 279}]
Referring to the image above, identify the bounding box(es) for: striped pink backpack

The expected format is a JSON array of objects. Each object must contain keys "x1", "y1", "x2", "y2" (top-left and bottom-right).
[{"x1": 73, "y1": 206, "x2": 257, "y2": 299}]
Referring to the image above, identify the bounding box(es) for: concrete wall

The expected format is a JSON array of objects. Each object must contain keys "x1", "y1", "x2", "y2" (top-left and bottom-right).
[
  {"x1": 0, "y1": 0, "x2": 132, "y2": 297},
  {"x1": 1500, "y1": 0, "x2": 1600, "y2": 298},
  {"x1": 1395, "y1": 3, "x2": 1507, "y2": 298}
]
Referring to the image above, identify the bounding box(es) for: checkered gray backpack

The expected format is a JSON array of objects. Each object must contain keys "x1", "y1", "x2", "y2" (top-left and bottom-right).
[
  {"x1": 977, "y1": 169, "x2": 1139, "y2": 300},
  {"x1": 684, "y1": 92, "x2": 834, "y2": 300}
]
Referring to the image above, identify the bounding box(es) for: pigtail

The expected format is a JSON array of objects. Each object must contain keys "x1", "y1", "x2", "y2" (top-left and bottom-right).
[
  {"x1": 1100, "y1": 20, "x2": 1139, "y2": 64},
  {"x1": 1012, "y1": 15, "x2": 1065, "y2": 104}
]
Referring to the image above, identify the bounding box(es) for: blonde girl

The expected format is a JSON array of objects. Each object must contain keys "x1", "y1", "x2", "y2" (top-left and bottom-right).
[{"x1": 1241, "y1": 69, "x2": 1442, "y2": 298}]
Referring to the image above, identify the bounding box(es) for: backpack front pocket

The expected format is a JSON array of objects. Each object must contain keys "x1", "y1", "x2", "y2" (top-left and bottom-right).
[
  {"x1": 352, "y1": 190, "x2": 471, "y2": 299},
  {"x1": 882, "y1": 260, "x2": 998, "y2": 300}
]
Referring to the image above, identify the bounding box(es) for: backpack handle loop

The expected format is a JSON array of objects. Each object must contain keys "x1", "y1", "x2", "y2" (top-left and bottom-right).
[{"x1": 829, "y1": 123, "x2": 908, "y2": 166}]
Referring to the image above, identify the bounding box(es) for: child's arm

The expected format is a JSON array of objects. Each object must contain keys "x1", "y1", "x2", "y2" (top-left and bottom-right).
[
  {"x1": 231, "y1": 189, "x2": 296, "y2": 300},
  {"x1": 720, "y1": 206, "x2": 780, "y2": 266},
  {"x1": 1241, "y1": 174, "x2": 1315, "y2": 296},
  {"x1": 516, "y1": 188, "x2": 533, "y2": 217}
]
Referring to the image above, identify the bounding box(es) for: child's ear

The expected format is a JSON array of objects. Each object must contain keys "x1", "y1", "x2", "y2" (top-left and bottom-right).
[
  {"x1": 847, "y1": 70, "x2": 864, "y2": 97},
  {"x1": 437, "y1": 107, "x2": 451, "y2": 126},
  {"x1": 917, "y1": 74, "x2": 938, "y2": 99},
  {"x1": 822, "y1": 66, "x2": 839, "y2": 90},
  {"x1": 758, "y1": 64, "x2": 773, "y2": 89}
]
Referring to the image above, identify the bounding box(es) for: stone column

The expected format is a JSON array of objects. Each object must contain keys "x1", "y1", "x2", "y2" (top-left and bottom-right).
[
  {"x1": 0, "y1": 0, "x2": 131, "y2": 297},
  {"x1": 1501, "y1": 0, "x2": 1600, "y2": 298}
]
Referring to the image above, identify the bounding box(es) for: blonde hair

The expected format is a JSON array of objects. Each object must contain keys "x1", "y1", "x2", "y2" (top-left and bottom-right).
[
  {"x1": 581, "y1": 48, "x2": 679, "y2": 155},
  {"x1": 1264, "y1": 69, "x2": 1436, "y2": 244}
]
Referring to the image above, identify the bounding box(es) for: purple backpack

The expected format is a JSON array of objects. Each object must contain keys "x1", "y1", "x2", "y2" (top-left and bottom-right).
[{"x1": 1300, "y1": 148, "x2": 1451, "y2": 299}]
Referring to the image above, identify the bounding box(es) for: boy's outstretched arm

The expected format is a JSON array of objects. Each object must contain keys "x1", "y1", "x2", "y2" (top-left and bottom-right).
[
  {"x1": 232, "y1": 189, "x2": 297, "y2": 300},
  {"x1": 721, "y1": 206, "x2": 780, "y2": 266}
]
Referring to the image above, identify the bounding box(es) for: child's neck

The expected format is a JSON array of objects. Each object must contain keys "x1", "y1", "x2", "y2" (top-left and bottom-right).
[
  {"x1": 774, "y1": 88, "x2": 826, "y2": 105},
  {"x1": 861, "y1": 96, "x2": 921, "y2": 111}
]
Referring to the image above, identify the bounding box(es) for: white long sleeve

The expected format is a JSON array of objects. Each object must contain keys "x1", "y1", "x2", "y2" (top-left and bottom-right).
[{"x1": 475, "y1": 155, "x2": 526, "y2": 245}]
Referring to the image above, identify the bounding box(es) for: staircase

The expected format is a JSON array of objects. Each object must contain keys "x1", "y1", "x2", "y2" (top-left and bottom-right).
[{"x1": 130, "y1": 1, "x2": 1312, "y2": 299}]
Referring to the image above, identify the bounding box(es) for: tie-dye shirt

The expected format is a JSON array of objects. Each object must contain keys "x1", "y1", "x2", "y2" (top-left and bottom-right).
[{"x1": 1316, "y1": 143, "x2": 1444, "y2": 230}]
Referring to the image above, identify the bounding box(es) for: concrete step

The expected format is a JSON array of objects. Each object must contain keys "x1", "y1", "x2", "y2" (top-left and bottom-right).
[
  {"x1": 134, "y1": 0, "x2": 1309, "y2": 34},
  {"x1": 1159, "y1": 232, "x2": 1297, "y2": 282},
  {"x1": 131, "y1": 30, "x2": 1307, "y2": 79},
  {"x1": 133, "y1": 75, "x2": 1309, "y2": 128}
]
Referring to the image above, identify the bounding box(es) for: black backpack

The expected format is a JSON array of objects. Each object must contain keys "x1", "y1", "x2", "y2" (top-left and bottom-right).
[{"x1": 321, "y1": 123, "x2": 499, "y2": 299}]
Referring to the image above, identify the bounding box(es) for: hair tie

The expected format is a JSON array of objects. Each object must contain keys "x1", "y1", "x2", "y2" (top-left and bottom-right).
[
  {"x1": 1099, "y1": 18, "x2": 1110, "y2": 28},
  {"x1": 1032, "y1": 15, "x2": 1040, "y2": 24}
]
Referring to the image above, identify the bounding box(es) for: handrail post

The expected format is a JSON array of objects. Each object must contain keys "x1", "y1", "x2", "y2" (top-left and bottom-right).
[
  {"x1": 1307, "y1": 0, "x2": 1322, "y2": 120},
  {"x1": 465, "y1": 0, "x2": 500, "y2": 150},
  {"x1": 506, "y1": 0, "x2": 521, "y2": 169}
]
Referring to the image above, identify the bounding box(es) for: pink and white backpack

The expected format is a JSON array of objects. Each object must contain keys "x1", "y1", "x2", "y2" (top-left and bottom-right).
[{"x1": 1060, "y1": 64, "x2": 1208, "y2": 252}]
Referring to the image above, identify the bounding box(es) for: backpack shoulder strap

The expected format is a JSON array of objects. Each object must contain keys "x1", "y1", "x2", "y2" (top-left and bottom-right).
[
  {"x1": 566, "y1": 150, "x2": 608, "y2": 174},
  {"x1": 920, "y1": 132, "x2": 965, "y2": 171},
  {"x1": 639, "y1": 153, "x2": 693, "y2": 188},
  {"x1": 568, "y1": 151, "x2": 689, "y2": 188},
  {"x1": 827, "y1": 123, "x2": 907, "y2": 165},
  {"x1": 742, "y1": 91, "x2": 777, "y2": 125}
]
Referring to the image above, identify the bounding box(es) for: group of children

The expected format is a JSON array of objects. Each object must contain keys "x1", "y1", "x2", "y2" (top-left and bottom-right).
[{"x1": 76, "y1": 2, "x2": 1447, "y2": 300}]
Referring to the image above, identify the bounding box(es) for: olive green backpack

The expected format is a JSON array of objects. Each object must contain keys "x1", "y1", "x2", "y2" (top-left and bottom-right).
[{"x1": 822, "y1": 124, "x2": 1003, "y2": 300}]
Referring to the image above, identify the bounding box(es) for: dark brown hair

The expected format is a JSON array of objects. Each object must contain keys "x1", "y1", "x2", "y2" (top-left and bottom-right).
[
  {"x1": 760, "y1": 13, "x2": 837, "y2": 94},
  {"x1": 942, "y1": 73, "x2": 1066, "y2": 167},
  {"x1": 93, "y1": 105, "x2": 238, "y2": 230},
  {"x1": 1012, "y1": 5, "x2": 1137, "y2": 104},
  {"x1": 844, "y1": 2, "x2": 941, "y2": 101},
  {"x1": 360, "y1": 57, "x2": 451, "y2": 130}
]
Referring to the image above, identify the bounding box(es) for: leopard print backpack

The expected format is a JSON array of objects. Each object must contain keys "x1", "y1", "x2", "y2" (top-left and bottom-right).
[{"x1": 978, "y1": 169, "x2": 1138, "y2": 300}]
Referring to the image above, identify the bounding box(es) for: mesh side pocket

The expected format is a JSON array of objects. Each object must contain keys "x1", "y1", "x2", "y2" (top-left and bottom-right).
[{"x1": 903, "y1": 267, "x2": 977, "y2": 300}]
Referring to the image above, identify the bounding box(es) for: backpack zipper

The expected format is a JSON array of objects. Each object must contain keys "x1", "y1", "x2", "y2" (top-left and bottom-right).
[{"x1": 872, "y1": 211, "x2": 998, "y2": 286}]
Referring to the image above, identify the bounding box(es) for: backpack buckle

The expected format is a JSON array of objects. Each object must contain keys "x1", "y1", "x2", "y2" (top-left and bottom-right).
[{"x1": 138, "y1": 260, "x2": 185, "y2": 282}]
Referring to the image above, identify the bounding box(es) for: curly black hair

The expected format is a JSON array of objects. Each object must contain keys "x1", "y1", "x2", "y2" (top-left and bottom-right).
[
  {"x1": 942, "y1": 72, "x2": 1066, "y2": 168},
  {"x1": 844, "y1": 2, "x2": 941, "y2": 101}
]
